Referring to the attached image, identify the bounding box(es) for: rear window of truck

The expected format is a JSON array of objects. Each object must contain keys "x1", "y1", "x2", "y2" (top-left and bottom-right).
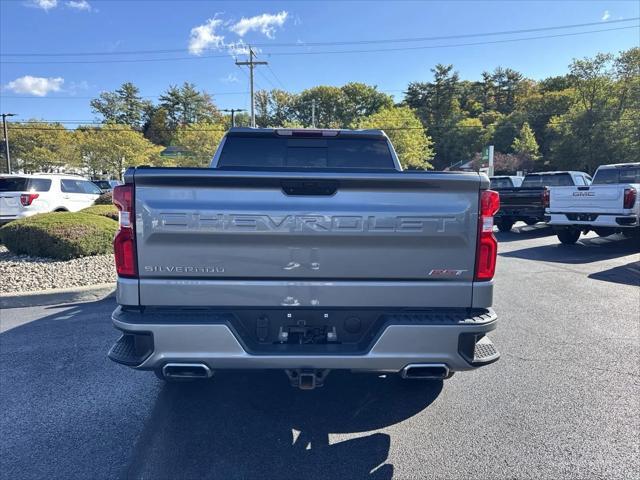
[
  {"x1": 592, "y1": 167, "x2": 640, "y2": 185},
  {"x1": 218, "y1": 135, "x2": 395, "y2": 170},
  {"x1": 490, "y1": 177, "x2": 514, "y2": 189},
  {"x1": 521, "y1": 173, "x2": 573, "y2": 187},
  {"x1": 0, "y1": 177, "x2": 52, "y2": 192}
]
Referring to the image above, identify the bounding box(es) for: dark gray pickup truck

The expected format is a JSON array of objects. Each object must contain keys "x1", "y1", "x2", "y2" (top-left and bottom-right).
[{"x1": 108, "y1": 128, "x2": 500, "y2": 389}]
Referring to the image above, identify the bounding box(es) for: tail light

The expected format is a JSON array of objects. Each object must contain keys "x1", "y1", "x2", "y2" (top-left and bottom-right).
[
  {"x1": 542, "y1": 188, "x2": 550, "y2": 209},
  {"x1": 20, "y1": 193, "x2": 39, "y2": 206},
  {"x1": 112, "y1": 184, "x2": 137, "y2": 277},
  {"x1": 623, "y1": 187, "x2": 637, "y2": 209},
  {"x1": 475, "y1": 190, "x2": 500, "y2": 281}
]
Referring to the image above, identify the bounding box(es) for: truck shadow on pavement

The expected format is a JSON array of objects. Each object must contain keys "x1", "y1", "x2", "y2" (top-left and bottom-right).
[
  {"x1": 124, "y1": 371, "x2": 443, "y2": 480},
  {"x1": 588, "y1": 260, "x2": 640, "y2": 287},
  {"x1": 494, "y1": 223, "x2": 554, "y2": 243},
  {"x1": 499, "y1": 234, "x2": 639, "y2": 264}
]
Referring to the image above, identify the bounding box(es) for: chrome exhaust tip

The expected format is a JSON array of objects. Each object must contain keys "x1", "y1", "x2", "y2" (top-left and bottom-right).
[
  {"x1": 400, "y1": 363, "x2": 449, "y2": 379},
  {"x1": 162, "y1": 363, "x2": 212, "y2": 379}
]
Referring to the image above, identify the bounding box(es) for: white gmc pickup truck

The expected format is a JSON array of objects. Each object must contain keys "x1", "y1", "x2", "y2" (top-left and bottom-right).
[
  {"x1": 546, "y1": 162, "x2": 640, "y2": 244},
  {"x1": 107, "y1": 128, "x2": 501, "y2": 389}
]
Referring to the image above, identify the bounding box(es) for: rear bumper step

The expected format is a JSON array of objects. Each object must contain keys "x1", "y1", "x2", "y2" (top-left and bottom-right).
[{"x1": 109, "y1": 307, "x2": 498, "y2": 372}]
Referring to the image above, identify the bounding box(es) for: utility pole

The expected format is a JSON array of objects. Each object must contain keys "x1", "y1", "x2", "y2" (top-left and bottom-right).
[
  {"x1": 488, "y1": 145, "x2": 495, "y2": 177},
  {"x1": 221, "y1": 108, "x2": 247, "y2": 128},
  {"x1": 311, "y1": 100, "x2": 316, "y2": 128},
  {"x1": 1, "y1": 113, "x2": 16, "y2": 174},
  {"x1": 235, "y1": 46, "x2": 267, "y2": 128}
]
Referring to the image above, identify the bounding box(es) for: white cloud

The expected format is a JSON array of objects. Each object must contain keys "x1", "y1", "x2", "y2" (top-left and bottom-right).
[
  {"x1": 28, "y1": 0, "x2": 58, "y2": 10},
  {"x1": 602, "y1": 10, "x2": 610, "y2": 21},
  {"x1": 66, "y1": 0, "x2": 91, "y2": 11},
  {"x1": 229, "y1": 11, "x2": 288, "y2": 38},
  {"x1": 5, "y1": 76, "x2": 64, "y2": 96},
  {"x1": 220, "y1": 73, "x2": 239, "y2": 83},
  {"x1": 189, "y1": 17, "x2": 225, "y2": 55}
]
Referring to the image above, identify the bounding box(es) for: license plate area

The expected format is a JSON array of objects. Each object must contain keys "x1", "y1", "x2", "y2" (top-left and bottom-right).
[{"x1": 232, "y1": 309, "x2": 386, "y2": 354}]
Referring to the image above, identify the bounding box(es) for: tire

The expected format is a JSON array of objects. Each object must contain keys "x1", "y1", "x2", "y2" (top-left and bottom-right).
[
  {"x1": 496, "y1": 219, "x2": 514, "y2": 232},
  {"x1": 593, "y1": 227, "x2": 616, "y2": 237},
  {"x1": 556, "y1": 228, "x2": 580, "y2": 245},
  {"x1": 524, "y1": 219, "x2": 538, "y2": 226}
]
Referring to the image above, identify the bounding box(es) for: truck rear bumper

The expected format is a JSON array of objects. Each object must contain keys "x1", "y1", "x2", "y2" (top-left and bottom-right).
[
  {"x1": 109, "y1": 307, "x2": 499, "y2": 373},
  {"x1": 495, "y1": 207, "x2": 544, "y2": 221},
  {"x1": 547, "y1": 212, "x2": 639, "y2": 228}
]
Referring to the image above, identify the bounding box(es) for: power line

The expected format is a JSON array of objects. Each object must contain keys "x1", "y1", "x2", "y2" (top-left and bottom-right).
[
  {"x1": 3, "y1": 18, "x2": 637, "y2": 57},
  {"x1": 265, "y1": 65, "x2": 288, "y2": 91},
  {"x1": 265, "y1": 26, "x2": 639, "y2": 58},
  {"x1": 2, "y1": 25, "x2": 636, "y2": 65}
]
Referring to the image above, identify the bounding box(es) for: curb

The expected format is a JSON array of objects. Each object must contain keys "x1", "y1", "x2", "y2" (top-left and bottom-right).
[{"x1": 0, "y1": 283, "x2": 116, "y2": 309}]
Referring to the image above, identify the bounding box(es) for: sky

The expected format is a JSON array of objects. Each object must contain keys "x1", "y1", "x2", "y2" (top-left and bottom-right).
[{"x1": 0, "y1": 0, "x2": 638, "y2": 125}]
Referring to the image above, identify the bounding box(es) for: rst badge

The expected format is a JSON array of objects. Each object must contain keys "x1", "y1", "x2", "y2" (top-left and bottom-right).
[{"x1": 427, "y1": 269, "x2": 467, "y2": 277}]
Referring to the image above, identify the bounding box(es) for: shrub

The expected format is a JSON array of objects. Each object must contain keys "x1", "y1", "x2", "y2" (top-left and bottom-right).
[
  {"x1": 0, "y1": 212, "x2": 118, "y2": 260},
  {"x1": 82, "y1": 204, "x2": 119, "y2": 221},
  {"x1": 94, "y1": 191, "x2": 113, "y2": 205}
]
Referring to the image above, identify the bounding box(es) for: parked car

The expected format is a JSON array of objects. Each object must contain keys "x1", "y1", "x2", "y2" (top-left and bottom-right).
[
  {"x1": 92, "y1": 179, "x2": 122, "y2": 193},
  {"x1": 0, "y1": 173, "x2": 102, "y2": 224},
  {"x1": 494, "y1": 171, "x2": 591, "y2": 232},
  {"x1": 546, "y1": 162, "x2": 640, "y2": 244},
  {"x1": 107, "y1": 127, "x2": 501, "y2": 389}
]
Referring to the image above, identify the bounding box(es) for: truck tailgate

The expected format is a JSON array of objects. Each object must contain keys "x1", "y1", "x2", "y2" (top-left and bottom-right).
[
  {"x1": 499, "y1": 188, "x2": 544, "y2": 209},
  {"x1": 132, "y1": 168, "x2": 483, "y2": 308},
  {"x1": 550, "y1": 185, "x2": 627, "y2": 213}
]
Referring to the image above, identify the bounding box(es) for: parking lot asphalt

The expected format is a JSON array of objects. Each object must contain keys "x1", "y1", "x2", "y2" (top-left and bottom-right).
[{"x1": 0, "y1": 224, "x2": 638, "y2": 480}]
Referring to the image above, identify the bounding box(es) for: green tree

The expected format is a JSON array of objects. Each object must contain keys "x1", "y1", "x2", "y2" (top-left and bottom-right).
[
  {"x1": 339, "y1": 82, "x2": 394, "y2": 126},
  {"x1": 295, "y1": 86, "x2": 344, "y2": 128},
  {"x1": 355, "y1": 106, "x2": 434, "y2": 170},
  {"x1": 77, "y1": 124, "x2": 162, "y2": 179},
  {"x1": 142, "y1": 106, "x2": 172, "y2": 146},
  {"x1": 445, "y1": 118, "x2": 491, "y2": 165},
  {"x1": 90, "y1": 82, "x2": 152, "y2": 128},
  {"x1": 512, "y1": 122, "x2": 541, "y2": 162},
  {"x1": 8, "y1": 122, "x2": 79, "y2": 173},
  {"x1": 255, "y1": 89, "x2": 298, "y2": 127},
  {"x1": 159, "y1": 82, "x2": 222, "y2": 130},
  {"x1": 172, "y1": 122, "x2": 227, "y2": 167},
  {"x1": 547, "y1": 48, "x2": 639, "y2": 171}
]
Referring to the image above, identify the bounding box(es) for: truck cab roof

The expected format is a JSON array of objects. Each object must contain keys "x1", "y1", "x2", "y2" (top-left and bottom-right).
[
  {"x1": 596, "y1": 162, "x2": 640, "y2": 170},
  {"x1": 227, "y1": 127, "x2": 387, "y2": 138}
]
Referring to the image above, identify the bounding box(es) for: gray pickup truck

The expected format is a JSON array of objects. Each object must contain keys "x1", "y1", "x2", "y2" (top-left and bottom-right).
[{"x1": 108, "y1": 128, "x2": 500, "y2": 389}]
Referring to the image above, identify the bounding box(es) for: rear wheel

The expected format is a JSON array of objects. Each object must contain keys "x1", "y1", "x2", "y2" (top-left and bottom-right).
[
  {"x1": 556, "y1": 228, "x2": 580, "y2": 245},
  {"x1": 496, "y1": 219, "x2": 514, "y2": 232}
]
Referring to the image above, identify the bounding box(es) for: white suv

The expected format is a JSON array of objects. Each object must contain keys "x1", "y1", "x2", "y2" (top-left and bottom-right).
[{"x1": 0, "y1": 174, "x2": 102, "y2": 224}]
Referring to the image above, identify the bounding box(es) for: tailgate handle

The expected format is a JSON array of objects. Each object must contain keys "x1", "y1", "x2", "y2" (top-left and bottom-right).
[
  {"x1": 281, "y1": 180, "x2": 338, "y2": 196},
  {"x1": 577, "y1": 186, "x2": 590, "y2": 191}
]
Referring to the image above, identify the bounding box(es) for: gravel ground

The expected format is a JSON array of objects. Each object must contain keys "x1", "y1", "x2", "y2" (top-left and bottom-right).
[{"x1": 0, "y1": 245, "x2": 116, "y2": 293}]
